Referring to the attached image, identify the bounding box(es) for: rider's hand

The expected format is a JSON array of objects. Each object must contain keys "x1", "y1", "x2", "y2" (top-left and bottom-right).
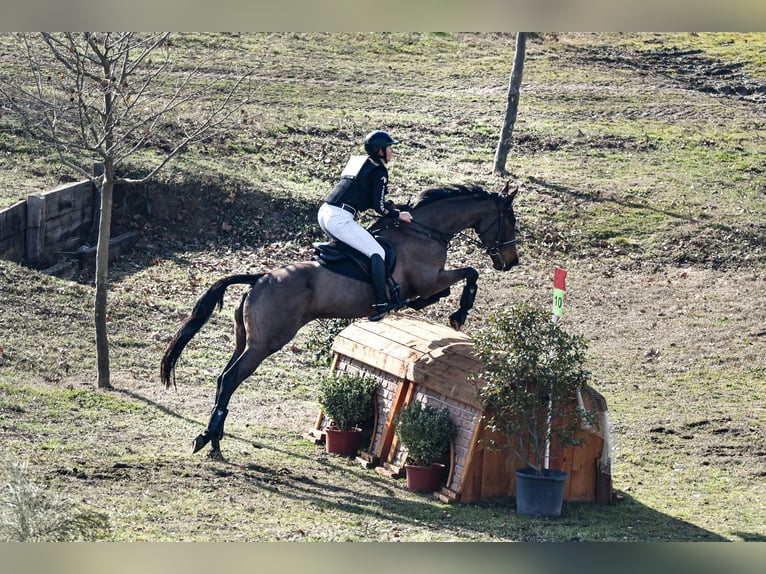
[{"x1": 398, "y1": 211, "x2": 413, "y2": 223}]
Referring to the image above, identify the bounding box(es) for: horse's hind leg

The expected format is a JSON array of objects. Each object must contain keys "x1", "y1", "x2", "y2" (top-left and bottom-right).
[
  {"x1": 198, "y1": 290, "x2": 250, "y2": 458},
  {"x1": 213, "y1": 290, "x2": 248, "y2": 403},
  {"x1": 193, "y1": 345, "x2": 267, "y2": 458},
  {"x1": 209, "y1": 349, "x2": 244, "y2": 457}
]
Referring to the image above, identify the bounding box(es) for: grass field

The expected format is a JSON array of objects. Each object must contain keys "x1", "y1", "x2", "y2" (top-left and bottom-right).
[{"x1": 0, "y1": 32, "x2": 764, "y2": 542}]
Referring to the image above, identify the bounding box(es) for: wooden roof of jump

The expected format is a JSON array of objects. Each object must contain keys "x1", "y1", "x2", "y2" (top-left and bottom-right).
[{"x1": 331, "y1": 315, "x2": 485, "y2": 409}]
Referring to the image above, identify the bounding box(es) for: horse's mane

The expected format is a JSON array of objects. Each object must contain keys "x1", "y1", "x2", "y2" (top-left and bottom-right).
[{"x1": 412, "y1": 183, "x2": 491, "y2": 208}]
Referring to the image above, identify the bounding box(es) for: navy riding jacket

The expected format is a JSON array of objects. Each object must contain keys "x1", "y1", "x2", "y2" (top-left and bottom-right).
[{"x1": 323, "y1": 155, "x2": 400, "y2": 218}]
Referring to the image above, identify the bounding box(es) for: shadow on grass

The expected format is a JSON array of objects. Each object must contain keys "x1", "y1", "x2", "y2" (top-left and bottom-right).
[{"x1": 115, "y1": 383, "x2": 729, "y2": 542}]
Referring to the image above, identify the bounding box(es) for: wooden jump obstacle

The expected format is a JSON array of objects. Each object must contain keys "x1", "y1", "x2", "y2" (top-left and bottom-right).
[{"x1": 308, "y1": 315, "x2": 613, "y2": 504}]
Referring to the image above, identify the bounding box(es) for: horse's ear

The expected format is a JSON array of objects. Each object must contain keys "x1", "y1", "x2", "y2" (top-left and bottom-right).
[{"x1": 502, "y1": 180, "x2": 518, "y2": 205}]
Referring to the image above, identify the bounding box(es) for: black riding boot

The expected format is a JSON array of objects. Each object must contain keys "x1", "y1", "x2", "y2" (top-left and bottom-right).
[{"x1": 369, "y1": 254, "x2": 397, "y2": 321}]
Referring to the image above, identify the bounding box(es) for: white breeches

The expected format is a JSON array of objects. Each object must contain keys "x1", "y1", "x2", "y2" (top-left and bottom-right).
[{"x1": 317, "y1": 203, "x2": 385, "y2": 259}]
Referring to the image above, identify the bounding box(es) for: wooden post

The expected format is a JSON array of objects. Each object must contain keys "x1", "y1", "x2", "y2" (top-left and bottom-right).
[{"x1": 25, "y1": 193, "x2": 46, "y2": 264}]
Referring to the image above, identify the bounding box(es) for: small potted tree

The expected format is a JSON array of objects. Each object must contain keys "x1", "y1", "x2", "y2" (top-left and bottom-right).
[
  {"x1": 394, "y1": 402, "x2": 456, "y2": 492},
  {"x1": 317, "y1": 371, "x2": 377, "y2": 456},
  {"x1": 473, "y1": 302, "x2": 598, "y2": 517}
]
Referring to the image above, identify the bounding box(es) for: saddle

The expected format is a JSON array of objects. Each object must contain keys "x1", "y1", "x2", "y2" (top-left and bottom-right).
[{"x1": 312, "y1": 236, "x2": 397, "y2": 285}]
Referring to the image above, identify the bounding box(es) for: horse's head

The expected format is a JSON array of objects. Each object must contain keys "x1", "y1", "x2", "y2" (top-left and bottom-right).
[{"x1": 476, "y1": 183, "x2": 519, "y2": 271}]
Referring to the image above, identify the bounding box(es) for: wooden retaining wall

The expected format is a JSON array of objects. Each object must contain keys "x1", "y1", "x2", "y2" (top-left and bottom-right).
[
  {"x1": 25, "y1": 180, "x2": 98, "y2": 265},
  {"x1": 0, "y1": 180, "x2": 97, "y2": 268},
  {"x1": 0, "y1": 175, "x2": 139, "y2": 278},
  {"x1": 0, "y1": 200, "x2": 27, "y2": 263}
]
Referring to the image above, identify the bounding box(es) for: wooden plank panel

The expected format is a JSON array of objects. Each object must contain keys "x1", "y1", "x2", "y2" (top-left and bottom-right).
[
  {"x1": 416, "y1": 351, "x2": 483, "y2": 380},
  {"x1": 383, "y1": 316, "x2": 471, "y2": 348},
  {"x1": 423, "y1": 342, "x2": 479, "y2": 364},
  {"x1": 415, "y1": 373, "x2": 483, "y2": 409},
  {"x1": 377, "y1": 379, "x2": 411, "y2": 461},
  {"x1": 451, "y1": 415, "x2": 484, "y2": 495},
  {"x1": 412, "y1": 356, "x2": 484, "y2": 409},
  {"x1": 0, "y1": 200, "x2": 26, "y2": 262},
  {"x1": 358, "y1": 317, "x2": 464, "y2": 358},
  {"x1": 384, "y1": 383, "x2": 415, "y2": 465},
  {"x1": 332, "y1": 331, "x2": 426, "y2": 379},
  {"x1": 458, "y1": 435, "x2": 485, "y2": 502},
  {"x1": 362, "y1": 315, "x2": 451, "y2": 342},
  {"x1": 334, "y1": 327, "x2": 422, "y2": 358},
  {"x1": 565, "y1": 431, "x2": 603, "y2": 502},
  {"x1": 25, "y1": 194, "x2": 45, "y2": 263},
  {"x1": 333, "y1": 322, "x2": 432, "y2": 365},
  {"x1": 333, "y1": 342, "x2": 408, "y2": 378}
]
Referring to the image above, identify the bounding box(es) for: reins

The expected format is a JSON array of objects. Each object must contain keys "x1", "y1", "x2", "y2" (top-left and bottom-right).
[{"x1": 405, "y1": 220, "x2": 452, "y2": 247}]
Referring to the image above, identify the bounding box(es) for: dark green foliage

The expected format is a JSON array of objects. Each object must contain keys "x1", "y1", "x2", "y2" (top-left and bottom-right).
[
  {"x1": 394, "y1": 402, "x2": 456, "y2": 466},
  {"x1": 305, "y1": 318, "x2": 353, "y2": 366},
  {"x1": 474, "y1": 302, "x2": 598, "y2": 475},
  {"x1": 317, "y1": 371, "x2": 377, "y2": 431}
]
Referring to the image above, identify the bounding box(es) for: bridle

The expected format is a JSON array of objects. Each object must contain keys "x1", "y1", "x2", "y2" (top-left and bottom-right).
[{"x1": 464, "y1": 197, "x2": 518, "y2": 268}]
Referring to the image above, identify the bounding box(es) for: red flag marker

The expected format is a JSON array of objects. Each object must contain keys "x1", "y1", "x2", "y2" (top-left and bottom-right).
[{"x1": 552, "y1": 267, "x2": 567, "y2": 319}]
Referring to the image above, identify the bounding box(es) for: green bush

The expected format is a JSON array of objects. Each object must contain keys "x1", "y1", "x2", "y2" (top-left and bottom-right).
[
  {"x1": 305, "y1": 318, "x2": 353, "y2": 366},
  {"x1": 474, "y1": 302, "x2": 598, "y2": 475},
  {"x1": 317, "y1": 371, "x2": 377, "y2": 431},
  {"x1": 394, "y1": 402, "x2": 456, "y2": 466}
]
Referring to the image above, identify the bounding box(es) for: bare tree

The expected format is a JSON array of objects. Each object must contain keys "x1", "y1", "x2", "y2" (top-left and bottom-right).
[
  {"x1": 0, "y1": 33, "x2": 252, "y2": 388},
  {"x1": 493, "y1": 32, "x2": 527, "y2": 175}
]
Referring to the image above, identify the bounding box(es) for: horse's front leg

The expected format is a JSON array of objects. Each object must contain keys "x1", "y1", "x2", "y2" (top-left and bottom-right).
[
  {"x1": 412, "y1": 267, "x2": 478, "y2": 330},
  {"x1": 447, "y1": 267, "x2": 479, "y2": 330}
]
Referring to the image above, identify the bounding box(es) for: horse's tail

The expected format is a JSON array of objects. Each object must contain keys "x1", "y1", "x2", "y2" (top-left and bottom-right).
[{"x1": 160, "y1": 274, "x2": 264, "y2": 388}]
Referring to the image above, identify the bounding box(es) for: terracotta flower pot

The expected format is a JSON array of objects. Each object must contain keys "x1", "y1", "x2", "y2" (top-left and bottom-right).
[
  {"x1": 404, "y1": 463, "x2": 445, "y2": 492},
  {"x1": 324, "y1": 427, "x2": 362, "y2": 456}
]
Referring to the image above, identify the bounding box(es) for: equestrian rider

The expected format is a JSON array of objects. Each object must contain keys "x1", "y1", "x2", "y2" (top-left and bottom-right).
[{"x1": 318, "y1": 130, "x2": 413, "y2": 321}]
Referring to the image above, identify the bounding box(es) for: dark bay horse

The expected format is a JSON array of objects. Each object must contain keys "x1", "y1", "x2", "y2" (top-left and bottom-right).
[{"x1": 161, "y1": 183, "x2": 519, "y2": 458}]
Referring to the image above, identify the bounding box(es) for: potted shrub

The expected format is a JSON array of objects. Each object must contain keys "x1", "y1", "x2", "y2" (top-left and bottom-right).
[
  {"x1": 394, "y1": 402, "x2": 456, "y2": 492},
  {"x1": 473, "y1": 302, "x2": 599, "y2": 517},
  {"x1": 317, "y1": 371, "x2": 377, "y2": 456}
]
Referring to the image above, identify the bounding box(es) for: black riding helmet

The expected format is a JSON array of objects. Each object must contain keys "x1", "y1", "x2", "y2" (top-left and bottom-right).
[{"x1": 364, "y1": 130, "x2": 399, "y2": 156}]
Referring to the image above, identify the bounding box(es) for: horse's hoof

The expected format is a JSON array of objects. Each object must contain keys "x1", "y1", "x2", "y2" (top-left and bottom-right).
[
  {"x1": 191, "y1": 434, "x2": 209, "y2": 454},
  {"x1": 449, "y1": 312, "x2": 465, "y2": 331},
  {"x1": 207, "y1": 449, "x2": 226, "y2": 462}
]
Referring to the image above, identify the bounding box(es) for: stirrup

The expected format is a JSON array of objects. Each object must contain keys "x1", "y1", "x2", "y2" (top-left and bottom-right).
[{"x1": 368, "y1": 301, "x2": 397, "y2": 322}]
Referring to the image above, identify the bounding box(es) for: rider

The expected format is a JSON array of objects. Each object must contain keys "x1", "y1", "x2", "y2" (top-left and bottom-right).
[{"x1": 318, "y1": 130, "x2": 413, "y2": 321}]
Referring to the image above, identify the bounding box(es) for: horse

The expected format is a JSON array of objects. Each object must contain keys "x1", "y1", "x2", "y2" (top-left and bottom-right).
[{"x1": 161, "y1": 182, "x2": 519, "y2": 459}]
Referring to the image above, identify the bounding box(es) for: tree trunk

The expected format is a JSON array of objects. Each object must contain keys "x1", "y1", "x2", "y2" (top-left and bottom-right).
[
  {"x1": 94, "y1": 161, "x2": 114, "y2": 389},
  {"x1": 493, "y1": 32, "x2": 528, "y2": 175}
]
